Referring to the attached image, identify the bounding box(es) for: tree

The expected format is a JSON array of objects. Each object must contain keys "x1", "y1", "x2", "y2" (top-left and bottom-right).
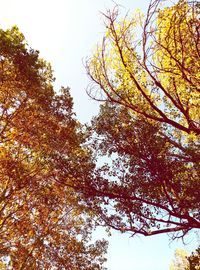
[
  {"x1": 188, "y1": 246, "x2": 200, "y2": 270},
  {"x1": 169, "y1": 246, "x2": 200, "y2": 270},
  {"x1": 170, "y1": 249, "x2": 189, "y2": 270},
  {"x1": 85, "y1": 0, "x2": 200, "y2": 238},
  {"x1": 87, "y1": 0, "x2": 200, "y2": 135},
  {"x1": 0, "y1": 26, "x2": 107, "y2": 269}
]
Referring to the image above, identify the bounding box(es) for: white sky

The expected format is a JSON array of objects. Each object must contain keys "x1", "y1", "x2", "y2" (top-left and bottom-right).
[{"x1": 0, "y1": 0, "x2": 199, "y2": 269}]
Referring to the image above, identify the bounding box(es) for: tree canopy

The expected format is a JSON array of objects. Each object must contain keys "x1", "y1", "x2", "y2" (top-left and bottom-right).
[
  {"x1": 0, "y1": 26, "x2": 107, "y2": 270},
  {"x1": 170, "y1": 249, "x2": 189, "y2": 270},
  {"x1": 86, "y1": 0, "x2": 200, "y2": 238},
  {"x1": 0, "y1": 0, "x2": 200, "y2": 268},
  {"x1": 170, "y1": 246, "x2": 200, "y2": 270},
  {"x1": 87, "y1": 0, "x2": 200, "y2": 135},
  {"x1": 188, "y1": 246, "x2": 200, "y2": 270}
]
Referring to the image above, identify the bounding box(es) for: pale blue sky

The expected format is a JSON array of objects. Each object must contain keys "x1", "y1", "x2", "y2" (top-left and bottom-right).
[{"x1": 0, "y1": 0, "x2": 199, "y2": 269}]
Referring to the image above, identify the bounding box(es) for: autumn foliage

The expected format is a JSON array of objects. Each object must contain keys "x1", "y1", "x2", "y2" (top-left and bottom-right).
[
  {"x1": 0, "y1": 27, "x2": 107, "y2": 269},
  {"x1": 0, "y1": 0, "x2": 200, "y2": 268},
  {"x1": 86, "y1": 0, "x2": 200, "y2": 238}
]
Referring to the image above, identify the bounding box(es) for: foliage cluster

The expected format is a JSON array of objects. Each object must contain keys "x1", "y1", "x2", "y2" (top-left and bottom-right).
[
  {"x1": 0, "y1": 0, "x2": 199, "y2": 269},
  {"x1": 86, "y1": 0, "x2": 200, "y2": 239},
  {"x1": 0, "y1": 26, "x2": 107, "y2": 270},
  {"x1": 170, "y1": 246, "x2": 200, "y2": 270}
]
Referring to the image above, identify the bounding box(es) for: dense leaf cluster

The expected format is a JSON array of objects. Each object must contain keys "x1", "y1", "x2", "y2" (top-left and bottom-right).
[
  {"x1": 86, "y1": 0, "x2": 200, "y2": 238},
  {"x1": 0, "y1": 0, "x2": 200, "y2": 268},
  {"x1": 0, "y1": 27, "x2": 107, "y2": 270}
]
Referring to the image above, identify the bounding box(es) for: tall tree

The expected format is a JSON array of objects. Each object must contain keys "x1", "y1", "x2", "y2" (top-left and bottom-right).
[
  {"x1": 0, "y1": 26, "x2": 107, "y2": 269},
  {"x1": 87, "y1": 0, "x2": 200, "y2": 135},
  {"x1": 85, "y1": 0, "x2": 200, "y2": 238}
]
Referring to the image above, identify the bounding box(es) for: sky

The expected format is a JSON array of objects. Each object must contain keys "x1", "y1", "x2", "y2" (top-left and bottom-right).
[{"x1": 0, "y1": 0, "x2": 199, "y2": 269}]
